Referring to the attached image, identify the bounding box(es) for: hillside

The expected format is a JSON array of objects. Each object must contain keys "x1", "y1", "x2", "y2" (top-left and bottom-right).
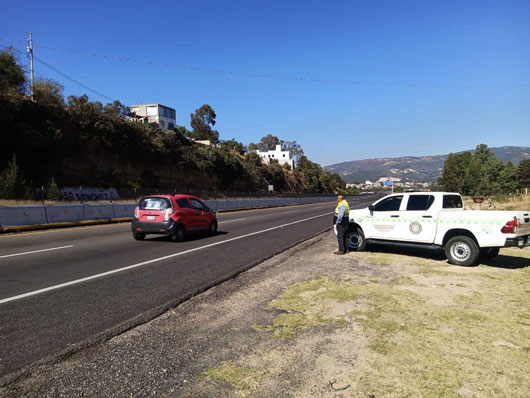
[{"x1": 324, "y1": 146, "x2": 530, "y2": 183}]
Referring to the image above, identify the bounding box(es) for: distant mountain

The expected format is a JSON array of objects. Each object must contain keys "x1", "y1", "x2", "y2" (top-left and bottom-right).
[{"x1": 324, "y1": 146, "x2": 530, "y2": 184}]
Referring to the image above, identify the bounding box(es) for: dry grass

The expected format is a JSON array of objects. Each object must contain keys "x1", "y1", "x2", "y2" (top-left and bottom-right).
[
  {"x1": 463, "y1": 195, "x2": 530, "y2": 211},
  {"x1": 252, "y1": 248, "x2": 530, "y2": 397}
]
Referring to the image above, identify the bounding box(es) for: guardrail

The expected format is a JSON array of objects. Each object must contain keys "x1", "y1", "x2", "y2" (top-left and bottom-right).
[{"x1": 0, "y1": 197, "x2": 339, "y2": 231}]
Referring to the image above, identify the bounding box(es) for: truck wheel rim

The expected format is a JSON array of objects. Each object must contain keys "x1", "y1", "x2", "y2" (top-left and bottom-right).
[
  {"x1": 451, "y1": 242, "x2": 470, "y2": 261},
  {"x1": 348, "y1": 233, "x2": 361, "y2": 249}
]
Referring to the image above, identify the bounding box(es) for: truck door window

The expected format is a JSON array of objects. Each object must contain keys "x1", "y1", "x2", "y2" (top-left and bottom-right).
[
  {"x1": 374, "y1": 196, "x2": 403, "y2": 211},
  {"x1": 443, "y1": 195, "x2": 463, "y2": 209},
  {"x1": 407, "y1": 195, "x2": 435, "y2": 211}
]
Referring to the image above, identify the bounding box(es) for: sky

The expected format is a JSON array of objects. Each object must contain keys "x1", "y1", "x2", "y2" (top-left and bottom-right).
[{"x1": 1, "y1": 0, "x2": 529, "y2": 166}]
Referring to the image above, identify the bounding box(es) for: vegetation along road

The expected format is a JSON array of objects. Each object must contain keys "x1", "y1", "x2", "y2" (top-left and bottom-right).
[{"x1": 0, "y1": 195, "x2": 380, "y2": 382}]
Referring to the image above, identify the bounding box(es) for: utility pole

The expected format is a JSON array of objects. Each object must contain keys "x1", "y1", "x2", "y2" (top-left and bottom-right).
[{"x1": 26, "y1": 32, "x2": 34, "y2": 101}]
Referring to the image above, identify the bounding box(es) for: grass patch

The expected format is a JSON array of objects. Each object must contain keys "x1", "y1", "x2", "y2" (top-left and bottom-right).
[
  {"x1": 348, "y1": 255, "x2": 530, "y2": 397},
  {"x1": 253, "y1": 275, "x2": 359, "y2": 338},
  {"x1": 255, "y1": 248, "x2": 530, "y2": 397},
  {"x1": 199, "y1": 361, "x2": 266, "y2": 397}
]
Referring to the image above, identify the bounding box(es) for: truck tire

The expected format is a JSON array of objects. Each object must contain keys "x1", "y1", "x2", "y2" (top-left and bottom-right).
[
  {"x1": 479, "y1": 247, "x2": 500, "y2": 261},
  {"x1": 346, "y1": 227, "x2": 367, "y2": 252},
  {"x1": 444, "y1": 236, "x2": 479, "y2": 266}
]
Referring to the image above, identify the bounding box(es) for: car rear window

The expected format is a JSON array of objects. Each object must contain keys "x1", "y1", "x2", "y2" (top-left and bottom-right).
[
  {"x1": 443, "y1": 195, "x2": 463, "y2": 209},
  {"x1": 407, "y1": 195, "x2": 435, "y2": 211},
  {"x1": 176, "y1": 198, "x2": 190, "y2": 208},
  {"x1": 139, "y1": 197, "x2": 171, "y2": 210}
]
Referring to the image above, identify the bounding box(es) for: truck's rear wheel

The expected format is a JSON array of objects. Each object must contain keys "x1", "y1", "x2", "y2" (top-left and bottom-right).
[
  {"x1": 347, "y1": 227, "x2": 366, "y2": 252},
  {"x1": 445, "y1": 236, "x2": 479, "y2": 266}
]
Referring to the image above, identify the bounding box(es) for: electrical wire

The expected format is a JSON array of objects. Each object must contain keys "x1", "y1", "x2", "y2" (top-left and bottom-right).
[
  {"x1": 1, "y1": 43, "x2": 115, "y2": 101},
  {"x1": 0, "y1": 21, "x2": 29, "y2": 34},
  {"x1": 33, "y1": 55, "x2": 115, "y2": 101},
  {"x1": 1, "y1": 37, "x2": 528, "y2": 89}
]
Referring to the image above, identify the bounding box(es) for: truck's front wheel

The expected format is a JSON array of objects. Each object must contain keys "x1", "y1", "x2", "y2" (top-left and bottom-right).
[
  {"x1": 347, "y1": 227, "x2": 367, "y2": 252},
  {"x1": 444, "y1": 236, "x2": 479, "y2": 266}
]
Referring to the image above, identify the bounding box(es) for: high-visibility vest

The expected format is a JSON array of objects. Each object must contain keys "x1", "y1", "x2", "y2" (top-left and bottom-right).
[{"x1": 335, "y1": 199, "x2": 349, "y2": 215}]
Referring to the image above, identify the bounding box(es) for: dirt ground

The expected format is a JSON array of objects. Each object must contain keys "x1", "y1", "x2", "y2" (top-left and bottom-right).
[{"x1": 2, "y1": 231, "x2": 530, "y2": 398}]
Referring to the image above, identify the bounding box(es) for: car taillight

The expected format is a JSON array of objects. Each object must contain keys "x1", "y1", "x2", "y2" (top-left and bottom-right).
[
  {"x1": 134, "y1": 207, "x2": 139, "y2": 219},
  {"x1": 164, "y1": 208, "x2": 173, "y2": 221},
  {"x1": 501, "y1": 217, "x2": 518, "y2": 234}
]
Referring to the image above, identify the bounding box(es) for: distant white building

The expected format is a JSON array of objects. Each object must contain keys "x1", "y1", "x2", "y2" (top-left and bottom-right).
[
  {"x1": 130, "y1": 104, "x2": 176, "y2": 130},
  {"x1": 254, "y1": 144, "x2": 294, "y2": 168}
]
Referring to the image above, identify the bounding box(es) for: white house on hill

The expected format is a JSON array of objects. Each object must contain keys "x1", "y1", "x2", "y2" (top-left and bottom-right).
[
  {"x1": 254, "y1": 144, "x2": 294, "y2": 168},
  {"x1": 130, "y1": 104, "x2": 176, "y2": 130}
]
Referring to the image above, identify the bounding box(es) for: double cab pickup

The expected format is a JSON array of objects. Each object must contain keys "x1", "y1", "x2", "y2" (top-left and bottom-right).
[{"x1": 345, "y1": 192, "x2": 530, "y2": 266}]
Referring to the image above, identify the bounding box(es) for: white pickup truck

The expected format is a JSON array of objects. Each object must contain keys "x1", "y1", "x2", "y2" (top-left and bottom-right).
[{"x1": 345, "y1": 192, "x2": 530, "y2": 266}]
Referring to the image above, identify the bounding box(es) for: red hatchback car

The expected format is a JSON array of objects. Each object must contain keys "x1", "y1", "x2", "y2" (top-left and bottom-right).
[{"x1": 131, "y1": 194, "x2": 217, "y2": 241}]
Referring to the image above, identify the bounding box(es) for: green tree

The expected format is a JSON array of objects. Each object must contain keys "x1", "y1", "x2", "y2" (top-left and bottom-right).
[
  {"x1": 33, "y1": 78, "x2": 65, "y2": 107},
  {"x1": 189, "y1": 104, "x2": 219, "y2": 143},
  {"x1": 518, "y1": 159, "x2": 530, "y2": 190},
  {"x1": 440, "y1": 153, "x2": 464, "y2": 192},
  {"x1": 103, "y1": 100, "x2": 129, "y2": 117},
  {"x1": 220, "y1": 138, "x2": 245, "y2": 154},
  {"x1": 498, "y1": 161, "x2": 519, "y2": 194},
  {"x1": 0, "y1": 48, "x2": 26, "y2": 95},
  {"x1": 47, "y1": 177, "x2": 63, "y2": 201},
  {"x1": 0, "y1": 154, "x2": 32, "y2": 199},
  {"x1": 248, "y1": 142, "x2": 258, "y2": 151},
  {"x1": 257, "y1": 134, "x2": 280, "y2": 151},
  {"x1": 473, "y1": 144, "x2": 504, "y2": 196},
  {"x1": 281, "y1": 140, "x2": 304, "y2": 163}
]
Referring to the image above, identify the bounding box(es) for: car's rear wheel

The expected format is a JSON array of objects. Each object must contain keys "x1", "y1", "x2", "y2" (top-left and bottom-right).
[
  {"x1": 445, "y1": 236, "x2": 479, "y2": 266},
  {"x1": 346, "y1": 227, "x2": 366, "y2": 252},
  {"x1": 209, "y1": 220, "x2": 218, "y2": 235},
  {"x1": 133, "y1": 232, "x2": 146, "y2": 241},
  {"x1": 171, "y1": 225, "x2": 185, "y2": 242}
]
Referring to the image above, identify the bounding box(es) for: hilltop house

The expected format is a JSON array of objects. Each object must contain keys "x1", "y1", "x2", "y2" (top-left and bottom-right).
[
  {"x1": 253, "y1": 144, "x2": 294, "y2": 168},
  {"x1": 130, "y1": 104, "x2": 176, "y2": 130}
]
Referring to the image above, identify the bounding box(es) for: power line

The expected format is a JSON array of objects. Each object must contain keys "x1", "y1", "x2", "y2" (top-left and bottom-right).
[
  {"x1": 33, "y1": 56, "x2": 115, "y2": 101},
  {"x1": 1, "y1": 37, "x2": 528, "y2": 89},
  {"x1": 0, "y1": 21, "x2": 29, "y2": 34},
  {"x1": 1, "y1": 43, "x2": 115, "y2": 102}
]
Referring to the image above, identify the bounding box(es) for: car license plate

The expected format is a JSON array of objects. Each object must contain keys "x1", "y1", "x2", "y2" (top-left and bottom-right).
[{"x1": 146, "y1": 215, "x2": 156, "y2": 221}]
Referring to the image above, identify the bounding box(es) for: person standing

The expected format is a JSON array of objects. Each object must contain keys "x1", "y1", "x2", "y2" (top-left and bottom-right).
[{"x1": 334, "y1": 195, "x2": 350, "y2": 255}]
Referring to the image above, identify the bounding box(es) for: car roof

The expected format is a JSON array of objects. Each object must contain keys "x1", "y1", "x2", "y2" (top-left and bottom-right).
[{"x1": 140, "y1": 194, "x2": 202, "y2": 200}]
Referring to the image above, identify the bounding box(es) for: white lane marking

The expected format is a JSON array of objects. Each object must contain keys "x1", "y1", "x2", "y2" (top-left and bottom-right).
[
  {"x1": 0, "y1": 245, "x2": 74, "y2": 259},
  {"x1": 0, "y1": 212, "x2": 332, "y2": 305},
  {"x1": 218, "y1": 218, "x2": 246, "y2": 224},
  {"x1": 280, "y1": 210, "x2": 297, "y2": 214}
]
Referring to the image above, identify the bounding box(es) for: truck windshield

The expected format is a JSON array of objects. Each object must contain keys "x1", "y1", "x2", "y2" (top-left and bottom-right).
[{"x1": 443, "y1": 195, "x2": 463, "y2": 209}]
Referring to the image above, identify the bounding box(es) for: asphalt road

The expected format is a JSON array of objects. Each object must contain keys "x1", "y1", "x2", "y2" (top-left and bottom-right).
[{"x1": 0, "y1": 195, "x2": 380, "y2": 380}]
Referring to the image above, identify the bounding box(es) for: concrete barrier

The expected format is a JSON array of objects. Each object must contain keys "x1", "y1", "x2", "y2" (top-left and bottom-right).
[
  {"x1": 83, "y1": 204, "x2": 115, "y2": 220},
  {"x1": 0, "y1": 205, "x2": 48, "y2": 227},
  {"x1": 46, "y1": 205, "x2": 85, "y2": 223},
  {"x1": 113, "y1": 203, "x2": 135, "y2": 218}
]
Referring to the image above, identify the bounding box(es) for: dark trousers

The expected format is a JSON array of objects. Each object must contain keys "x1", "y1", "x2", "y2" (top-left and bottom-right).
[{"x1": 336, "y1": 220, "x2": 348, "y2": 252}]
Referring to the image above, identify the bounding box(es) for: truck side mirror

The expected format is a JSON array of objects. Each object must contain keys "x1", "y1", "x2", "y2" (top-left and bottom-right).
[{"x1": 369, "y1": 205, "x2": 374, "y2": 213}]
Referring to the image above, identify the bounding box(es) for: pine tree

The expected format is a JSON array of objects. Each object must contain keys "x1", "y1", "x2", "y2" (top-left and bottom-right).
[
  {"x1": 47, "y1": 177, "x2": 63, "y2": 201},
  {"x1": 0, "y1": 154, "x2": 32, "y2": 199}
]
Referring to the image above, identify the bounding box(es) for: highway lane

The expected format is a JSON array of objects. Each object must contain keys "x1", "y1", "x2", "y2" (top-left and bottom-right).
[{"x1": 0, "y1": 195, "x2": 381, "y2": 379}]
